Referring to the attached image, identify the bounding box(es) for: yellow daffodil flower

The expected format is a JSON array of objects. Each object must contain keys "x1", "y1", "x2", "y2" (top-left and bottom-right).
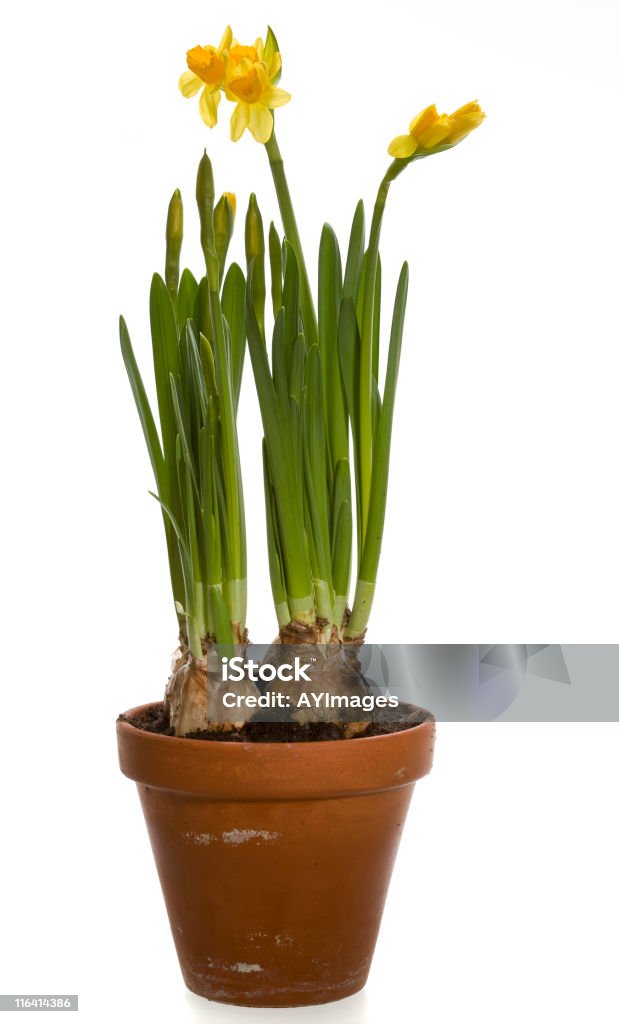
[
  {"x1": 388, "y1": 100, "x2": 485, "y2": 159},
  {"x1": 225, "y1": 57, "x2": 291, "y2": 143},
  {"x1": 446, "y1": 101, "x2": 487, "y2": 144},
  {"x1": 179, "y1": 25, "x2": 233, "y2": 128},
  {"x1": 228, "y1": 36, "x2": 282, "y2": 79}
]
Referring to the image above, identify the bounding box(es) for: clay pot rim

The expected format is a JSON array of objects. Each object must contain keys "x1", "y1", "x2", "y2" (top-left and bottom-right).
[{"x1": 118, "y1": 701, "x2": 435, "y2": 800}]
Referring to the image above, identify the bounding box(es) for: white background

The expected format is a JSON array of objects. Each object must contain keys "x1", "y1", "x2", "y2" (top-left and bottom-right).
[{"x1": 1, "y1": 0, "x2": 618, "y2": 1021}]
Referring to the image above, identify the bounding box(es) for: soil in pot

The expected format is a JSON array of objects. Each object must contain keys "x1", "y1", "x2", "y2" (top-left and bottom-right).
[{"x1": 119, "y1": 700, "x2": 431, "y2": 741}]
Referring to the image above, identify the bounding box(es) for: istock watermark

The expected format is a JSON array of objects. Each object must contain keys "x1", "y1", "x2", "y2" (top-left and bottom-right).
[{"x1": 222, "y1": 655, "x2": 313, "y2": 683}]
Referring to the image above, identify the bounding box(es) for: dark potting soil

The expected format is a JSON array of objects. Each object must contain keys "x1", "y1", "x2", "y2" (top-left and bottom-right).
[{"x1": 118, "y1": 702, "x2": 433, "y2": 742}]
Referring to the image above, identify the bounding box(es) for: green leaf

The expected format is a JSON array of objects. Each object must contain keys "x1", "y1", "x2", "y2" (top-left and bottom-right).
[
  {"x1": 269, "y1": 222, "x2": 283, "y2": 314},
  {"x1": 177, "y1": 269, "x2": 199, "y2": 336},
  {"x1": 194, "y1": 276, "x2": 212, "y2": 342},
  {"x1": 332, "y1": 498, "x2": 352, "y2": 602},
  {"x1": 338, "y1": 296, "x2": 362, "y2": 556},
  {"x1": 119, "y1": 316, "x2": 164, "y2": 491},
  {"x1": 343, "y1": 200, "x2": 365, "y2": 300},
  {"x1": 272, "y1": 307, "x2": 289, "y2": 413},
  {"x1": 150, "y1": 273, "x2": 180, "y2": 469},
  {"x1": 303, "y1": 344, "x2": 332, "y2": 590},
  {"x1": 246, "y1": 261, "x2": 312, "y2": 601},
  {"x1": 208, "y1": 279, "x2": 245, "y2": 582},
  {"x1": 221, "y1": 262, "x2": 246, "y2": 409},
  {"x1": 210, "y1": 584, "x2": 234, "y2": 649},
  {"x1": 338, "y1": 297, "x2": 360, "y2": 432},
  {"x1": 359, "y1": 261, "x2": 409, "y2": 585},
  {"x1": 148, "y1": 490, "x2": 194, "y2": 616},
  {"x1": 372, "y1": 253, "x2": 381, "y2": 382},
  {"x1": 169, "y1": 373, "x2": 199, "y2": 501},
  {"x1": 262, "y1": 441, "x2": 290, "y2": 625},
  {"x1": 288, "y1": 333, "x2": 306, "y2": 405},
  {"x1": 282, "y1": 239, "x2": 300, "y2": 370},
  {"x1": 199, "y1": 332, "x2": 218, "y2": 400}
]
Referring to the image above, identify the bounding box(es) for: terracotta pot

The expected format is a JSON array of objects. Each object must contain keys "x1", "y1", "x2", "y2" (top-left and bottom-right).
[{"x1": 117, "y1": 702, "x2": 435, "y2": 1008}]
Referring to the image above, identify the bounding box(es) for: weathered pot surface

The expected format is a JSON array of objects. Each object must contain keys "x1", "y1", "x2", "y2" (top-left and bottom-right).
[{"x1": 117, "y1": 702, "x2": 435, "y2": 1008}]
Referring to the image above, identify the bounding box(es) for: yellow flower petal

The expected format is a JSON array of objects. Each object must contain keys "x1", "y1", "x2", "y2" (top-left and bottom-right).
[
  {"x1": 447, "y1": 101, "x2": 486, "y2": 144},
  {"x1": 408, "y1": 105, "x2": 438, "y2": 136},
  {"x1": 179, "y1": 71, "x2": 203, "y2": 98},
  {"x1": 249, "y1": 103, "x2": 274, "y2": 144},
  {"x1": 219, "y1": 25, "x2": 233, "y2": 51},
  {"x1": 448, "y1": 100, "x2": 483, "y2": 118},
  {"x1": 388, "y1": 134, "x2": 418, "y2": 159},
  {"x1": 417, "y1": 115, "x2": 452, "y2": 149},
  {"x1": 261, "y1": 86, "x2": 291, "y2": 109},
  {"x1": 230, "y1": 102, "x2": 250, "y2": 141},
  {"x1": 199, "y1": 87, "x2": 220, "y2": 128}
]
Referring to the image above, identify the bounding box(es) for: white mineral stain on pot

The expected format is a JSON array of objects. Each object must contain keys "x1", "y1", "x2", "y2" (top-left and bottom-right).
[
  {"x1": 182, "y1": 831, "x2": 215, "y2": 845},
  {"x1": 183, "y1": 828, "x2": 280, "y2": 846},
  {"x1": 222, "y1": 829, "x2": 280, "y2": 844},
  {"x1": 231, "y1": 963, "x2": 263, "y2": 973}
]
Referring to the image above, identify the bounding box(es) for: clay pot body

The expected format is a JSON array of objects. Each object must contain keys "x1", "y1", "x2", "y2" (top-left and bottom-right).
[{"x1": 117, "y1": 703, "x2": 435, "y2": 1008}]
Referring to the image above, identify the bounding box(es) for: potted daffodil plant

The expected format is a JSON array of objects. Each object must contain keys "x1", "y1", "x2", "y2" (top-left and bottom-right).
[{"x1": 117, "y1": 24, "x2": 484, "y2": 1008}]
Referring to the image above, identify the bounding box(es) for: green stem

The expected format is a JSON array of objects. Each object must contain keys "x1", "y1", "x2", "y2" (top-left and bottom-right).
[
  {"x1": 264, "y1": 131, "x2": 318, "y2": 351},
  {"x1": 359, "y1": 173, "x2": 393, "y2": 547},
  {"x1": 345, "y1": 579, "x2": 375, "y2": 639},
  {"x1": 187, "y1": 612, "x2": 203, "y2": 660}
]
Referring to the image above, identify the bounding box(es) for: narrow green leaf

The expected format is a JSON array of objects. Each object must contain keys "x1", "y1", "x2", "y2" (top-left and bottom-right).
[
  {"x1": 303, "y1": 345, "x2": 332, "y2": 594},
  {"x1": 338, "y1": 297, "x2": 362, "y2": 557},
  {"x1": 169, "y1": 373, "x2": 199, "y2": 500},
  {"x1": 269, "y1": 222, "x2": 283, "y2": 314},
  {"x1": 262, "y1": 441, "x2": 290, "y2": 625},
  {"x1": 150, "y1": 273, "x2": 180, "y2": 467},
  {"x1": 343, "y1": 200, "x2": 365, "y2": 299},
  {"x1": 210, "y1": 584, "x2": 234, "y2": 649},
  {"x1": 288, "y1": 333, "x2": 306, "y2": 404},
  {"x1": 119, "y1": 317, "x2": 164, "y2": 490},
  {"x1": 359, "y1": 261, "x2": 409, "y2": 586},
  {"x1": 208, "y1": 277, "x2": 245, "y2": 582},
  {"x1": 199, "y1": 332, "x2": 218, "y2": 400},
  {"x1": 332, "y1": 498, "x2": 352, "y2": 604},
  {"x1": 338, "y1": 298, "x2": 360, "y2": 432},
  {"x1": 194, "y1": 276, "x2": 211, "y2": 342},
  {"x1": 372, "y1": 253, "x2": 381, "y2": 382},
  {"x1": 221, "y1": 262, "x2": 246, "y2": 409},
  {"x1": 246, "y1": 261, "x2": 313, "y2": 603},
  {"x1": 282, "y1": 239, "x2": 300, "y2": 370},
  {"x1": 272, "y1": 308, "x2": 289, "y2": 413},
  {"x1": 148, "y1": 490, "x2": 194, "y2": 615},
  {"x1": 177, "y1": 268, "x2": 199, "y2": 336}
]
